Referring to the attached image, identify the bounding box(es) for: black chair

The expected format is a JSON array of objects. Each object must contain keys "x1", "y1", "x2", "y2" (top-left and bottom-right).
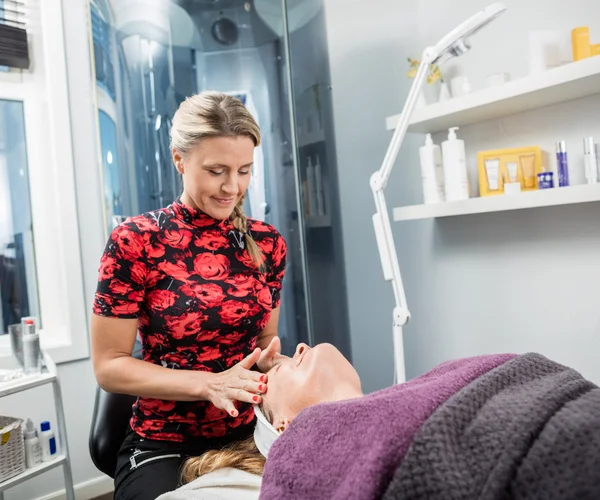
[{"x1": 89, "y1": 341, "x2": 142, "y2": 478}]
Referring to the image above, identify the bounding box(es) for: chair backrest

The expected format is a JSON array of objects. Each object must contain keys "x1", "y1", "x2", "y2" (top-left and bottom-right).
[{"x1": 88, "y1": 341, "x2": 142, "y2": 478}]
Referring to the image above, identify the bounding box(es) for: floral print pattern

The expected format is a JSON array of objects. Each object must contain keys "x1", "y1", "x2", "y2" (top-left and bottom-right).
[{"x1": 93, "y1": 199, "x2": 286, "y2": 442}]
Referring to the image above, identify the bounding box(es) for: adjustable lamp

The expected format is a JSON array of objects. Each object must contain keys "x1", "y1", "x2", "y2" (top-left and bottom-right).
[{"x1": 370, "y1": 3, "x2": 507, "y2": 383}]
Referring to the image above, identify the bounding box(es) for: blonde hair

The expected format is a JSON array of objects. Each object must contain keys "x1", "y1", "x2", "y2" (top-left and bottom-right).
[
  {"x1": 181, "y1": 436, "x2": 266, "y2": 483},
  {"x1": 181, "y1": 403, "x2": 274, "y2": 483},
  {"x1": 170, "y1": 91, "x2": 265, "y2": 271}
]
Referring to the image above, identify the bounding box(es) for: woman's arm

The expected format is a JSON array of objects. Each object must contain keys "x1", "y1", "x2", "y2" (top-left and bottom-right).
[
  {"x1": 91, "y1": 314, "x2": 264, "y2": 411},
  {"x1": 91, "y1": 314, "x2": 211, "y2": 401},
  {"x1": 256, "y1": 306, "x2": 279, "y2": 351}
]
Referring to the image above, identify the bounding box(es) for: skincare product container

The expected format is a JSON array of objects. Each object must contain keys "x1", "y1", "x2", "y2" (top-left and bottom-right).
[
  {"x1": 40, "y1": 421, "x2": 57, "y2": 462},
  {"x1": 21, "y1": 317, "x2": 41, "y2": 375},
  {"x1": 538, "y1": 171, "x2": 554, "y2": 189},
  {"x1": 484, "y1": 159, "x2": 500, "y2": 191},
  {"x1": 571, "y1": 27, "x2": 591, "y2": 61},
  {"x1": 556, "y1": 141, "x2": 570, "y2": 187},
  {"x1": 442, "y1": 127, "x2": 469, "y2": 201},
  {"x1": 583, "y1": 137, "x2": 598, "y2": 184},
  {"x1": 419, "y1": 133, "x2": 445, "y2": 204},
  {"x1": 477, "y1": 146, "x2": 542, "y2": 196},
  {"x1": 504, "y1": 161, "x2": 521, "y2": 194},
  {"x1": 519, "y1": 154, "x2": 536, "y2": 189},
  {"x1": 23, "y1": 418, "x2": 42, "y2": 468}
]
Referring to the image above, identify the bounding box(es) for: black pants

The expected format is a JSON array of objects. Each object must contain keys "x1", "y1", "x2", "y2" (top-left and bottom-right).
[{"x1": 114, "y1": 426, "x2": 253, "y2": 500}]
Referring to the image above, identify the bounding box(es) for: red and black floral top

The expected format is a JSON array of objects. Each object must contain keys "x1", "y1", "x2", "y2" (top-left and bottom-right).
[{"x1": 93, "y1": 198, "x2": 287, "y2": 443}]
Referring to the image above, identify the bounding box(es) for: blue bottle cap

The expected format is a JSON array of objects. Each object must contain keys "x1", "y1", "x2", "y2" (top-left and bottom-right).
[{"x1": 40, "y1": 421, "x2": 51, "y2": 432}]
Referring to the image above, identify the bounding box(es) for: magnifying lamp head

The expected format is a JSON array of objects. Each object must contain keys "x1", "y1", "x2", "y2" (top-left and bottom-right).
[{"x1": 434, "y1": 2, "x2": 506, "y2": 64}]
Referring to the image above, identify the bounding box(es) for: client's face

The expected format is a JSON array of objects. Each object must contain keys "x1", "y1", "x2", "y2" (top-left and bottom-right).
[{"x1": 261, "y1": 343, "x2": 362, "y2": 432}]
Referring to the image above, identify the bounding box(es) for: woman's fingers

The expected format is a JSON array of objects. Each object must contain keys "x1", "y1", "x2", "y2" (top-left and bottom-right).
[
  {"x1": 238, "y1": 347, "x2": 262, "y2": 370},
  {"x1": 257, "y1": 336, "x2": 281, "y2": 372}
]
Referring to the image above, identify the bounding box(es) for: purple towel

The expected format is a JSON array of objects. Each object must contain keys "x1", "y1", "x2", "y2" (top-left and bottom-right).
[{"x1": 260, "y1": 353, "x2": 516, "y2": 500}]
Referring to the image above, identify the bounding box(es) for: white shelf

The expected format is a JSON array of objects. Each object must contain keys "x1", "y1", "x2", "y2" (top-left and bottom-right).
[
  {"x1": 0, "y1": 455, "x2": 67, "y2": 492},
  {"x1": 386, "y1": 57, "x2": 600, "y2": 134},
  {"x1": 0, "y1": 355, "x2": 57, "y2": 398},
  {"x1": 393, "y1": 184, "x2": 600, "y2": 221}
]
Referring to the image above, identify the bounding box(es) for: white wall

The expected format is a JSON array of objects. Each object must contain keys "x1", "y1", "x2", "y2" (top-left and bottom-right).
[
  {"x1": 325, "y1": 0, "x2": 600, "y2": 392},
  {"x1": 2, "y1": 0, "x2": 111, "y2": 498}
]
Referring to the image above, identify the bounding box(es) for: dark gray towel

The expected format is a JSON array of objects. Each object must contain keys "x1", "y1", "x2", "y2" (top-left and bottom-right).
[{"x1": 383, "y1": 352, "x2": 600, "y2": 500}]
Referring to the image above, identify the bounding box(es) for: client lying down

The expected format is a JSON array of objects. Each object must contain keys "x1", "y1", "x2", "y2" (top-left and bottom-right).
[{"x1": 158, "y1": 343, "x2": 600, "y2": 500}]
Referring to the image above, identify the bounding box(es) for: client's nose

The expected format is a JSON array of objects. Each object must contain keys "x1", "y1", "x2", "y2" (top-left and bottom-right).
[{"x1": 294, "y1": 343, "x2": 310, "y2": 359}]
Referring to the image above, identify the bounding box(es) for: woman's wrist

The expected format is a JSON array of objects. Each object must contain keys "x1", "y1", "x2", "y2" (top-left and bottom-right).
[{"x1": 188, "y1": 370, "x2": 212, "y2": 401}]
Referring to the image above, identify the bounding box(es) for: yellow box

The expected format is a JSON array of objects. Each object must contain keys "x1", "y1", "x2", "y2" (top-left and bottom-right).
[
  {"x1": 572, "y1": 27, "x2": 592, "y2": 61},
  {"x1": 477, "y1": 147, "x2": 543, "y2": 197},
  {"x1": 592, "y1": 44, "x2": 600, "y2": 56}
]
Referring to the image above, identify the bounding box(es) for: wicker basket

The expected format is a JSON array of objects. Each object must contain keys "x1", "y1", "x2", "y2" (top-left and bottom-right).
[{"x1": 0, "y1": 416, "x2": 25, "y2": 483}]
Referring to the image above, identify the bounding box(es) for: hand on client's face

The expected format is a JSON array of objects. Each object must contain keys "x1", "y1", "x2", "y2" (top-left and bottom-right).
[
  {"x1": 261, "y1": 343, "x2": 362, "y2": 434},
  {"x1": 256, "y1": 336, "x2": 281, "y2": 373}
]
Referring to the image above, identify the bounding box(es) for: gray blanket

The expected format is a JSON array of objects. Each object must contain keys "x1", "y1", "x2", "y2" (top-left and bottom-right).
[{"x1": 384, "y1": 353, "x2": 600, "y2": 500}]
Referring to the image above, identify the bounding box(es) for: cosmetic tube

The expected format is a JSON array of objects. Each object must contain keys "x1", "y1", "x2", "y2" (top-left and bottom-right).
[
  {"x1": 519, "y1": 154, "x2": 536, "y2": 188},
  {"x1": 484, "y1": 159, "x2": 500, "y2": 190},
  {"x1": 555, "y1": 141, "x2": 569, "y2": 187}
]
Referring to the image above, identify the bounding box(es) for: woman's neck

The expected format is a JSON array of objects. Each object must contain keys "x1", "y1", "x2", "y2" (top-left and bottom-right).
[
  {"x1": 328, "y1": 383, "x2": 364, "y2": 403},
  {"x1": 180, "y1": 191, "x2": 199, "y2": 210}
]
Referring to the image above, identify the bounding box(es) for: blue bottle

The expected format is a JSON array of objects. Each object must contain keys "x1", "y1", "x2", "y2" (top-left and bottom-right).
[{"x1": 556, "y1": 141, "x2": 569, "y2": 187}]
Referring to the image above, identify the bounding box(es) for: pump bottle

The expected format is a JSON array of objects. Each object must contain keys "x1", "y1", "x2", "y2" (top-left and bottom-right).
[
  {"x1": 419, "y1": 133, "x2": 445, "y2": 204},
  {"x1": 442, "y1": 127, "x2": 469, "y2": 201}
]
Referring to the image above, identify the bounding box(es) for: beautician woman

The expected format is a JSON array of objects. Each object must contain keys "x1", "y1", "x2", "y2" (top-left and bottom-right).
[{"x1": 90, "y1": 91, "x2": 287, "y2": 500}]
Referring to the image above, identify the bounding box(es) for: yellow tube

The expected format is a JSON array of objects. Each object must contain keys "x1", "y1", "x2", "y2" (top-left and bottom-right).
[{"x1": 519, "y1": 154, "x2": 536, "y2": 188}]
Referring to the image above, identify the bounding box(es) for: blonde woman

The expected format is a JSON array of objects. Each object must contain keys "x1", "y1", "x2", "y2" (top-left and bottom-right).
[{"x1": 90, "y1": 91, "x2": 286, "y2": 500}]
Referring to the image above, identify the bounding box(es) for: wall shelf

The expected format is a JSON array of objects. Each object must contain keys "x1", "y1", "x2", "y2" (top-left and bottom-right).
[
  {"x1": 393, "y1": 184, "x2": 600, "y2": 221},
  {"x1": 386, "y1": 57, "x2": 600, "y2": 134}
]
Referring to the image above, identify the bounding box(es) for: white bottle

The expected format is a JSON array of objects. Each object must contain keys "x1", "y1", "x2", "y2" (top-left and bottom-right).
[
  {"x1": 442, "y1": 127, "x2": 469, "y2": 201},
  {"x1": 314, "y1": 155, "x2": 326, "y2": 216},
  {"x1": 39, "y1": 421, "x2": 57, "y2": 462},
  {"x1": 583, "y1": 137, "x2": 598, "y2": 184},
  {"x1": 419, "y1": 133, "x2": 445, "y2": 204},
  {"x1": 306, "y1": 157, "x2": 317, "y2": 216},
  {"x1": 22, "y1": 317, "x2": 41, "y2": 375},
  {"x1": 23, "y1": 419, "x2": 42, "y2": 468}
]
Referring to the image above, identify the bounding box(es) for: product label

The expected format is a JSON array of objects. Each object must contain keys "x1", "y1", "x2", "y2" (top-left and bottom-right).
[
  {"x1": 49, "y1": 437, "x2": 56, "y2": 456},
  {"x1": 33, "y1": 443, "x2": 43, "y2": 462}
]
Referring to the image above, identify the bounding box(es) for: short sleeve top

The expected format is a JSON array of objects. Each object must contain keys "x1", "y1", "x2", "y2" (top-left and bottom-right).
[{"x1": 93, "y1": 198, "x2": 287, "y2": 442}]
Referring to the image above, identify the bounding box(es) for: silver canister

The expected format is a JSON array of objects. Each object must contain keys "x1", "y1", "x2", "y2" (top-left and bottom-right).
[
  {"x1": 21, "y1": 317, "x2": 42, "y2": 375},
  {"x1": 8, "y1": 323, "x2": 24, "y2": 367}
]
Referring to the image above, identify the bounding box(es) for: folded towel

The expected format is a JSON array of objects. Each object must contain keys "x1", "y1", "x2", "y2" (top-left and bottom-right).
[
  {"x1": 156, "y1": 467, "x2": 261, "y2": 500},
  {"x1": 260, "y1": 353, "x2": 515, "y2": 500},
  {"x1": 384, "y1": 352, "x2": 600, "y2": 500}
]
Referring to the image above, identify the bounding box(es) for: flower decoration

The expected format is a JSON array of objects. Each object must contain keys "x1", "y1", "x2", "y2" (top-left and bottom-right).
[{"x1": 406, "y1": 58, "x2": 443, "y2": 84}]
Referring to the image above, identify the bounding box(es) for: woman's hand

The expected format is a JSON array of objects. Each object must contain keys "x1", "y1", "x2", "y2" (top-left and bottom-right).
[
  {"x1": 205, "y1": 348, "x2": 267, "y2": 417},
  {"x1": 256, "y1": 336, "x2": 281, "y2": 373}
]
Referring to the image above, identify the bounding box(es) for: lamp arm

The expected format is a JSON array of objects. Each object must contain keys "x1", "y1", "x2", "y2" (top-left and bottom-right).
[{"x1": 369, "y1": 48, "x2": 436, "y2": 383}]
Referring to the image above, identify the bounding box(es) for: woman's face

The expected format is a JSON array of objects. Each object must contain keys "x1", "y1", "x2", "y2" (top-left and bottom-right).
[
  {"x1": 262, "y1": 343, "x2": 362, "y2": 432},
  {"x1": 172, "y1": 136, "x2": 255, "y2": 220}
]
